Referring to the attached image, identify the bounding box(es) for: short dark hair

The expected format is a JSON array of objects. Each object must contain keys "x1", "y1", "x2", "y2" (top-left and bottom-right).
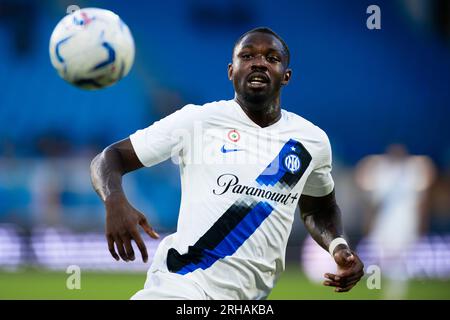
[{"x1": 233, "y1": 27, "x2": 290, "y2": 66}]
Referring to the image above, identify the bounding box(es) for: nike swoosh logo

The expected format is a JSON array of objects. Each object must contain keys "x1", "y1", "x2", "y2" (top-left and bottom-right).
[{"x1": 221, "y1": 145, "x2": 244, "y2": 153}]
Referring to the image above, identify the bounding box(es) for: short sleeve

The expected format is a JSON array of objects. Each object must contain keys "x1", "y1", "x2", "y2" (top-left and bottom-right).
[
  {"x1": 129, "y1": 104, "x2": 198, "y2": 167},
  {"x1": 302, "y1": 130, "x2": 335, "y2": 197}
]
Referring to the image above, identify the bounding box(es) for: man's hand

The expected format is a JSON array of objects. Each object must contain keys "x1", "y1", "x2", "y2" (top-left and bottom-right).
[
  {"x1": 324, "y1": 248, "x2": 364, "y2": 292},
  {"x1": 105, "y1": 194, "x2": 159, "y2": 262}
]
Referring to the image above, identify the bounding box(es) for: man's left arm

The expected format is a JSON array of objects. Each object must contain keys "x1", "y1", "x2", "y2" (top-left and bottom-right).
[{"x1": 299, "y1": 190, "x2": 364, "y2": 292}]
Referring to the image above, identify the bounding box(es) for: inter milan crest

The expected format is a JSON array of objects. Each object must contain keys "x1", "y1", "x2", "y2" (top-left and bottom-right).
[
  {"x1": 256, "y1": 139, "x2": 311, "y2": 188},
  {"x1": 283, "y1": 153, "x2": 301, "y2": 174}
]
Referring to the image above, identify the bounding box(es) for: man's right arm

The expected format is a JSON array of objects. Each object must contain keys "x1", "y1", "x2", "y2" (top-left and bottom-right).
[{"x1": 90, "y1": 138, "x2": 159, "y2": 263}]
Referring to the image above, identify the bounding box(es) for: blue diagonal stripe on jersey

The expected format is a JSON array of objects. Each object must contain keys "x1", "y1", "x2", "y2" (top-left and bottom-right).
[{"x1": 173, "y1": 201, "x2": 274, "y2": 275}]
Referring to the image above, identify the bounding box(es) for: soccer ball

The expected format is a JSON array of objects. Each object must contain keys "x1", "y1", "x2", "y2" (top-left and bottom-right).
[{"x1": 49, "y1": 8, "x2": 135, "y2": 90}]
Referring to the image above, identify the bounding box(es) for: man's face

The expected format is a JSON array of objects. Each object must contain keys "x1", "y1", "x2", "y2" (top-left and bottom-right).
[{"x1": 228, "y1": 32, "x2": 291, "y2": 107}]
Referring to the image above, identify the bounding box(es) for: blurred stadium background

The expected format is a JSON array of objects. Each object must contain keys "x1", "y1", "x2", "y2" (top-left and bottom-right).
[{"x1": 1, "y1": 0, "x2": 450, "y2": 299}]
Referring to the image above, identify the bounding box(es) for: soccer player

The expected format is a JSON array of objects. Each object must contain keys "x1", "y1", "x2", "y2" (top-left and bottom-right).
[
  {"x1": 90, "y1": 27, "x2": 364, "y2": 299},
  {"x1": 355, "y1": 144, "x2": 435, "y2": 299}
]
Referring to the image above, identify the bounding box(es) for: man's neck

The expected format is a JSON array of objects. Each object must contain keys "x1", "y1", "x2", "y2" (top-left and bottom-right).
[{"x1": 234, "y1": 95, "x2": 281, "y2": 128}]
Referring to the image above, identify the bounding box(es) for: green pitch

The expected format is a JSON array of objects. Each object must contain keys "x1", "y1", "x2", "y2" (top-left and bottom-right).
[{"x1": 0, "y1": 265, "x2": 449, "y2": 300}]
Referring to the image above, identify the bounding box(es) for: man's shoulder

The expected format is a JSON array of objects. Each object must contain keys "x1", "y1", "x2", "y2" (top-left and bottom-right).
[
  {"x1": 178, "y1": 99, "x2": 233, "y2": 117},
  {"x1": 183, "y1": 99, "x2": 232, "y2": 110},
  {"x1": 282, "y1": 109, "x2": 329, "y2": 142}
]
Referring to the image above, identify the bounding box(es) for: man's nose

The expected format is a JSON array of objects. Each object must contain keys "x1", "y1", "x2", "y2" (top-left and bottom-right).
[{"x1": 251, "y1": 55, "x2": 268, "y2": 71}]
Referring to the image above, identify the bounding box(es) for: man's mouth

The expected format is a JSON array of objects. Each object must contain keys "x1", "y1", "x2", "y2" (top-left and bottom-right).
[{"x1": 247, "y1": 72, "x2": 269, "y2": 87}]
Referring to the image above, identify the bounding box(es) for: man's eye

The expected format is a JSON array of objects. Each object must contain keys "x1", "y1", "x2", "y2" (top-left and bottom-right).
[
  {"x1": 268, "y1": 56, "x2": 280, "y2": 63},
  {"x1": 241, "y1": 54, "x2": 252, "y2": 60}
]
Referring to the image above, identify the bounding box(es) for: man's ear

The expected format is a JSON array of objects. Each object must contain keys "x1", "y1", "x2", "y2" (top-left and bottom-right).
[
  {"x1": 281, "y1": 69, "x2": 292, "y2": 86},
  {"x1": 227, "y1": 63, "x2": 233, "y2": 80}
]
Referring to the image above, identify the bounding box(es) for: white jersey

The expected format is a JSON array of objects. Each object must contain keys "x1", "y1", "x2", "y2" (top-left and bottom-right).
[{"x1": 130, "y1": 99, "x2": 334, "y2": 300}]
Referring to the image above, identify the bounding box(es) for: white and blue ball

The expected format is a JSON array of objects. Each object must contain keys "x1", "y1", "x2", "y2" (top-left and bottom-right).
[{"x1": 49, "y1": 8, "x2": 135, "y2": 90}]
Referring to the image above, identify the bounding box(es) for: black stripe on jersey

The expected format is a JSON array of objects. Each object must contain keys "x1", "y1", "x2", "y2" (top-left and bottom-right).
[{"x1": 167, "y1": 200, "x2": 256, "y2": 273}]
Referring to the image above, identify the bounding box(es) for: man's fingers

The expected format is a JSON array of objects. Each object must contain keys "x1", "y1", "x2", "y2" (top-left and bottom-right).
[
  {"x1": 335, "y1": 283, "x2": 357, "y2": 293},
  {"x1": 333, "y1": 277, "x2": 361, "y2": 289},
  {"x1": 324, "y1": 279, "x2": 357, "y2": 288},
  {"x1": 336, "y1": 267, "x2": 365, "y2": 280},
  {"x1": 324, "y1": 276, "x2": 341, "y2": 287},
  {"x1": 122, "y1": 235, "x2": 135, "y2": 261},
  {"x1": 139, "y1": 217, "x2": 160, "y2": 239},
  {"x1": 343, "y1": 278, "x2": 361, "y2": 287},
  {"x1": 341, "y1": 270, "x2": 365, "y2": 284},
  {"x1": 131, "y1": 230, "x2": 149, "y2": 263},
  {"x1": 323, "y1": 280, "x2": 341, "y2": 287},
  {"x1": 324, "y1": 273, "x2": 340, "y2": 282},
  {"x1": 324, "y1": 270, "x2": 364, "y2": 287},
  {"x1": 325, "y1": 272, "x2": 358, "y2": 292},
  {"x1": 114, "y1": 236, "x2": 129, "y2": 261},
  {"x1": 107, "y1": 235, "x2": 119, "y2": 261}
]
